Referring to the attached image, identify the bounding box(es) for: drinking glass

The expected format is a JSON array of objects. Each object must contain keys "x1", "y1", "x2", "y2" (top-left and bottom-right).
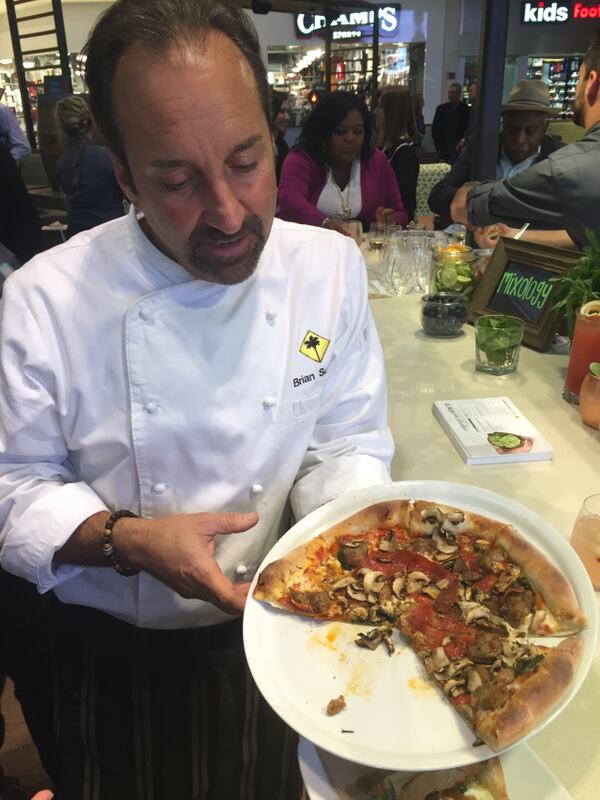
[
  {"x1": 570, "y1": 494, "x2": 600, "y2": 590},
  {"x1": 474, "y1": 315, "x2": 524, "y2": 375},
  {"x1": 346, "y1": 220, "x2": 363, "y2": 246},
  {"x1": 563, "y1": 311, "x2": 600, "y2": 403}
]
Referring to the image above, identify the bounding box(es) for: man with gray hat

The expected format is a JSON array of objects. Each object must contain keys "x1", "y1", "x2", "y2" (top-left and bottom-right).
[
  {"x1": 451, "y1": 29, "x2": 600, "y2": 251},
  {"x1": 428, "y1": 79, "x2": 561, "y2": 228}
]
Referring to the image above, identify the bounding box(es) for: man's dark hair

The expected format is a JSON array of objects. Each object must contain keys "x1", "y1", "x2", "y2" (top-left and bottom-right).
[
  {"x1": 583, "y1": 29, "x2": 600, "y2": 75},
  {"x1": 84, "y1": 0, "x2": 270, "y2": 166},
  {"x1": 296, "y1": 91, "x2": 373, "y2": 164}
]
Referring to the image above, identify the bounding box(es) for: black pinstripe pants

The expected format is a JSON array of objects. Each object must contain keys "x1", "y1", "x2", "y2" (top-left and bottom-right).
[{"x1": 49, "y1": 602, "x2": 302, "y2": 800}]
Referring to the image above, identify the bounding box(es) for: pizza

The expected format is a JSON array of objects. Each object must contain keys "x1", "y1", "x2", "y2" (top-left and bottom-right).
[
  {"x1": 342, "y1": 758, "x2": 508, "y2": 800},
  {"x1": 253, "y1": 500, "x2": 586, "y2": 751}
]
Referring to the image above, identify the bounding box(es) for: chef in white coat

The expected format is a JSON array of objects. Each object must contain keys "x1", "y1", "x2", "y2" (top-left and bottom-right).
[{"x1": 0, "y1": 1, "x2": 393, "y2": 797}]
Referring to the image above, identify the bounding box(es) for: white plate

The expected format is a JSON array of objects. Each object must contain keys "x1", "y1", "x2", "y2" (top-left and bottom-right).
[
  {"x1": 243, "y1": 481, "x2": 597, "y2": 771},
  {"x1": 297, "y1": 737, "x2": 572, "y2": 800}
]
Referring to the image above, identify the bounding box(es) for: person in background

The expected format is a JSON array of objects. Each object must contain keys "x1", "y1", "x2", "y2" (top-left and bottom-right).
[
  {"x1": 431, "y1": 82, "x2": 470, "y2": 163},
  {"x1": 271, "y1": 89, "x2": 290, "y2": 184},
  {"x1": 451, "y1": 30, "x2": 600, "y2": 252},
  {"x1": 428, "y1": 80, "x2": 562, "y2": 229},
  {"x1": 374, "y1": 87, "x2": 419, "y2": 222},
  {"x1": 278, "y1": 91, "x2": 407, "y2": 234},
  {"x1": 413, "y1": 92, "x2": 425, "y2": 148},
  {"x1": 0, "y1": 143, "x2": 40, "y2": 263},
  {"x1": 55, "y1": 95, "x2": 125, "y2": 238},
  {"x1": 0, "y1": 89, "x2": 31, "y2": 164},
  {"x1": 0, "y1": 1, "x2": 393, "y2": 797}
]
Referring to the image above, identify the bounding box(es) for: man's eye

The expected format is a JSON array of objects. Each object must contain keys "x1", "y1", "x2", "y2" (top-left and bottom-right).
[
  {"x1": 232, "y1": 161, "x2": 257, "y2": 174},
  {"x1": 162, "y1": 178, "x2": 192, "y2": 192}
]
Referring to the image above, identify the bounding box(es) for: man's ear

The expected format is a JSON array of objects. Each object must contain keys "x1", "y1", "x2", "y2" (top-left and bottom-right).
[
  {"x1": 586, "y1": 69, "x2": 600, "y2": 106},
  {"x1": 111, "y1": 153, "x2": 137, "y2": 205}
]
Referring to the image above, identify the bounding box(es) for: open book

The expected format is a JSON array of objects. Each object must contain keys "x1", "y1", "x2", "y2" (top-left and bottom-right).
[{"x1": 432, "y1": 397, "x2": 554, "y2": 465}]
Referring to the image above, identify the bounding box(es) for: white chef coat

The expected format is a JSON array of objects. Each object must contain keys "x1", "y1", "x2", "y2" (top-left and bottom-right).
[{"x1": 0, "y1": 207, "x2": 393, "y2": 629}]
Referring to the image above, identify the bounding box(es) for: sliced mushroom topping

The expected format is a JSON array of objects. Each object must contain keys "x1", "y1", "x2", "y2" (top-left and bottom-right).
[
  {"x1": 441, "y1": 511, "x2": 466, "y2": 535},
  {"x1": 379, "y1": 530, "x2": 398, "y2": 552},
  {"x1": 459, "y1": 601, "x2": 493, "y2": 625},
  {"x1": 331, "y1": 576, "x2": 355, "y2": 591},
  {"x1": 380, "y1": 627, "x2": 395, "y2": 655},
  {"x1": 363, "y1": 571, "x2": 386, "y2": 594},
  {"x1": 422, "y1": 585, "x2": 440, "y2": 599},
  {"x1": 327, "y1": 591, "x2": 349, "y2": 608},
  {"x1": 369, "y1": 604, "x2": 397, "y2": 623},
  {"x1": 355, "y1": 628, "x2": 382, "y2": 650},
  {"x1": 355, "y1": 567, "x2": 374, "y2": 579},
  {"x1": 346, "y1": 585, "x2": 367, "y2": 602},
  {"x1": 346, "y1": 606, "x2": 368, "y2": 622},
  {"x1": 467, "y1": 670, "x2": 483, "y2": 693},
  {"x1": 406, "y1": 571, "x2": 430, "y2": 594},
  {"x1": 447, "y1": 658, "x2": 473, "y2": 677},
  {"x1": 432, "y1": 530, "x2": 459, "y2": 554},
  {"x1": 421, "y1": 507, "x2": 443, "y2": 525},
  {"x1": 392, "y1": 575, "x2": 406, "y2": 598},
  {"x1": 443, "y1": 677, "x2": 465, "y2": 696},
  {"x1": 436, "y1": 577, "x2": 450, "y2": 590},
  {"x1": 432, "y1": 647, "x2": 450, "y2": 672},
  {"x1": 494, "y1": 565, "x2": 521, "y2": 593}
]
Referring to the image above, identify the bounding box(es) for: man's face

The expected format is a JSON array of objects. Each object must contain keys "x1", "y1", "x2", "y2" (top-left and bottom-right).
[
  {"x1": 448, "y1": 85, "x2": 461, "y2": 105},
  {"x1": 501, "y1": 111, "x2": 547, "y2": 163},
  {"x1": 573, "y1": 64, "x2": 588, "y2": 128},
  {"x1": 111, "y1": 32, "x2": 276, "y2": 285}
]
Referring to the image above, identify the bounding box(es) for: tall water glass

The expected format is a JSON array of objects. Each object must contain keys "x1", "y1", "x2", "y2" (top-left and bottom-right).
[{"x1": 570, "y1": 494, "x2": 600, "y2": 590}]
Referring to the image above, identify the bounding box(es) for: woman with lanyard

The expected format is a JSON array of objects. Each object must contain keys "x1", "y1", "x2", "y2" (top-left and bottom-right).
[
  {"x1": 278, "y1": 91, "x2": 407, "y2": 236},
  {"x1": 374, "y1": 87, "x2": 420, "y2": 223}
]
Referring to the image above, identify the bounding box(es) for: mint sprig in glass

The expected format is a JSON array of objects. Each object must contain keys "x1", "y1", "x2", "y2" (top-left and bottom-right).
[{"x1": 475, "y1": 315, "x2": 524, "y2": 375}]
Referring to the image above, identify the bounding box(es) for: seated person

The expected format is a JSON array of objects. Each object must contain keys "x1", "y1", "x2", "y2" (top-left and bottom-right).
[
  {"x1": 428, "y1": 80, "x2": 562, "y2": 229},
  {"x1": 278, "y1": 91, "x2": 407, "y2": 235},
  {"x1": 55, "y1": 95, "x2": 125, "y2": 238},
  {"x1": 374, "y1": 87, "x2": 420, "y2": 222},
  {"x1": 271, "y1": 89, "x2": 290, "y2": 184}
]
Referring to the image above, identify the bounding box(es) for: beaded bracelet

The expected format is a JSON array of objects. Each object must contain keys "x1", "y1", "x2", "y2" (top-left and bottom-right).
[{"x1": 102, "y1": 509, "x2": 139, "y2": 577}]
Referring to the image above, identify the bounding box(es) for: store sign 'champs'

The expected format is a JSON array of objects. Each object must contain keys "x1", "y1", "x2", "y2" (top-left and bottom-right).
[
  {"x1": 521, "y1": 1, "x2": 570, "y2": 23},
  {"x1": 295, "y1": 7, "x2": 401, "y2": 41}
]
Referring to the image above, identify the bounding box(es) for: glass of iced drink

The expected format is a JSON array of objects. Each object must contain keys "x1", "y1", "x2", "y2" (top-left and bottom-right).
[{"x1": 570, "y1": 494, "x2": 600, "y2": 590}]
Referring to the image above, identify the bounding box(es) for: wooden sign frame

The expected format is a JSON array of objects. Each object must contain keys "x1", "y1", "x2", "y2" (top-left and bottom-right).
[{"x1": 467, "y1": 238, "x2": 581, "y2": 350}]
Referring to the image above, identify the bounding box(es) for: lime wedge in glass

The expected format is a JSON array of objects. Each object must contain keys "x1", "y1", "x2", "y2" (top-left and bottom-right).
[{"x1": 439, "y1": 266, "x2": 458, "y2": 288}]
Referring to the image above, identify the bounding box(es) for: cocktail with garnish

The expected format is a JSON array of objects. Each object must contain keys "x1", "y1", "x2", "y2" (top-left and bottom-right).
[
  {"x1": 431, "y1": 243, "x2": 476, "y2": 297},
  {"x1": 474, "y1": 314, "x2": 525, "y2": 375}
]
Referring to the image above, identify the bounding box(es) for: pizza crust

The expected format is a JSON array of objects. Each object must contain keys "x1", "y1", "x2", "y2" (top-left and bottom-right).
[{"x1": 474, "y1": 637, "x2": 583, "y2": 750}]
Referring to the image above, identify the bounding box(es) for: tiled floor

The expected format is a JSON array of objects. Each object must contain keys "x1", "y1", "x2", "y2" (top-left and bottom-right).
[{"x1": 1, "y1": 679, "x2": 50, "y2": 797}]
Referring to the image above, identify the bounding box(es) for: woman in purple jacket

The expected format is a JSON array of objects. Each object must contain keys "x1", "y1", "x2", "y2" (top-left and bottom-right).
[{"x1": 278, "y1": 92, "x2": 407, "y2": 235}]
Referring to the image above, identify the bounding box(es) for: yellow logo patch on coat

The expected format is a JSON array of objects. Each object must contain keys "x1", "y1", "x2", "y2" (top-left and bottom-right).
[{"x1": 299, "y1": 330, "x2": 330, "y2": 363}]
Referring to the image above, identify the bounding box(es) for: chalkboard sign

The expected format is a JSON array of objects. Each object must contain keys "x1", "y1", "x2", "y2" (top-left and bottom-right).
[{"x1": 468, "y1": 239, "x2": 581, "y2": 350}]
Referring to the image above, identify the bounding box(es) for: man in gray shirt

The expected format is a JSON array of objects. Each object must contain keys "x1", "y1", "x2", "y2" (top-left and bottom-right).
[{"x1": 451, "y1": 31, "x2": 600, "y2": 251}]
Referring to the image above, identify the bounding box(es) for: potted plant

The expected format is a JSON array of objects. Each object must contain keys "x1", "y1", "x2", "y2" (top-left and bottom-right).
[{"x1": 552, "y1": 230, "x2": 600, "y2": 339}]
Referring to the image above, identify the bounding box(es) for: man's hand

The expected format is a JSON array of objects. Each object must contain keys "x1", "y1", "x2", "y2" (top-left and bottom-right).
[
  {"x1": 119, "y1": 512, "x2": 258, "y2": 615},
  {"x1": 472, "y1": 223, "x2": 515, "y2": 249},
  {"x1": 375, "y1": 207, "x2": 396, "y2": 225},
  {"x1": 322, "y1": 218, "x2": 352, "y2": 237},
  {"x1": 450, "y1": 182, "x2": 478, "y2": 225}
]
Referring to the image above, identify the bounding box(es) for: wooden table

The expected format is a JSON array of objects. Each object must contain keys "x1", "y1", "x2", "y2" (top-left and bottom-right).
[{"x1": 370, "y1": 294, "x2": 600, "y2": 800}]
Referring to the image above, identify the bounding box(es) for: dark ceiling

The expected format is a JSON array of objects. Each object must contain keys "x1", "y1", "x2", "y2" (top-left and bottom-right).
[{"x1": 231, "y1": 0, "x2": 385, "y2": 17}]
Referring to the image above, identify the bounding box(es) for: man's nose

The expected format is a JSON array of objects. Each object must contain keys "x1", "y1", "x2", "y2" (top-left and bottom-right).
[{"x1": 202, "y1": 178, "x2": 245, "y2": 234}]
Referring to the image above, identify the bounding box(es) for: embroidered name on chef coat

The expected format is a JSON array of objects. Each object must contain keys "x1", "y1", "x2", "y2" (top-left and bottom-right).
[{"x1": 299, "y1": 330, "x2": 330, "y2": 363}]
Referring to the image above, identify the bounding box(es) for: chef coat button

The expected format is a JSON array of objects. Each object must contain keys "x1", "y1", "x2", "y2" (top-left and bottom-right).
[
  {"x1": 250, "y1": 483, "x2": 264, "y2": 495},
  {"x1": 152, "y1": 482, "x2": 167, "y2": 494},
  {"x1": 144, "y1": 402, "x2": 159, "y2": 415},
  {"x1": 139, "y1": 308, "x2": 154, "y2": 323},
  {"x1": 265, "y1": 310, "x2": 277, "y2": 323},
  {"x1": 235, "y1": 564, "x2": 248, "y2": 576},
  {"x1": 263, "y1": 397, "x2": 277, "y2": 409}
]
